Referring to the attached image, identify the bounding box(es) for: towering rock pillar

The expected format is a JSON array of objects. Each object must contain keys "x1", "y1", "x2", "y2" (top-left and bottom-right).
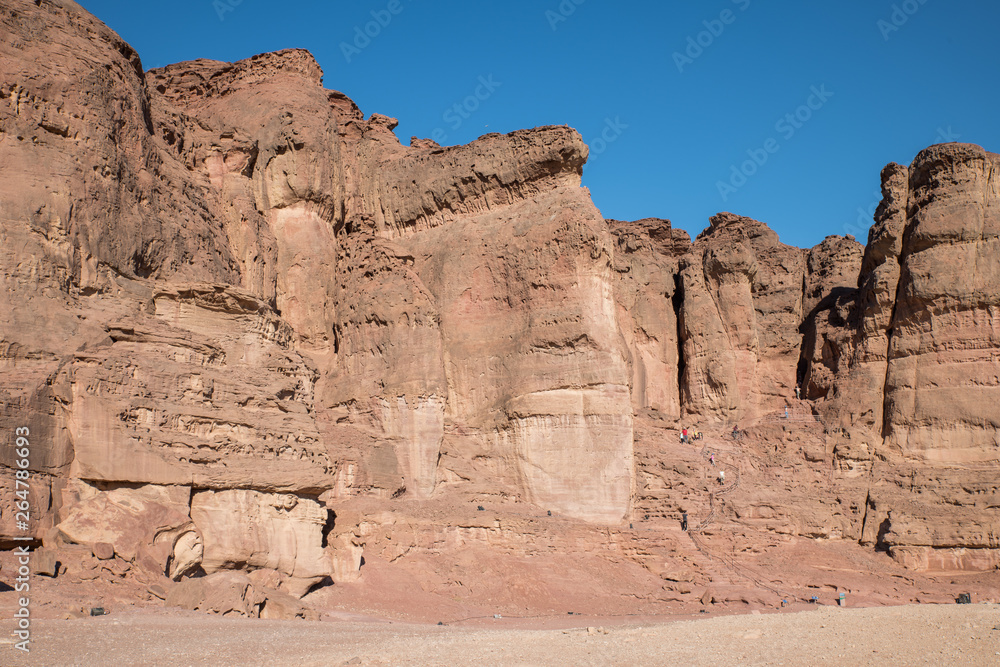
[{"x1": 881, "y1": 144, "x2": 1000, "y2": 460}]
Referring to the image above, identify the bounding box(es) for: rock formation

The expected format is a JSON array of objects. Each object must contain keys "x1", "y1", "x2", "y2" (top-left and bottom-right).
[
  {"x1": 608, "y1": 217, "x2": 688, "y2": 419},
  {"x1": 798, "y1": 235, "x2": 863, "y2": 401},
  {"x1": 818, "y1": 144, "x2": 1000, "y2": 571},
  {"x1": 0, "y1": 0, "x2": 998, "y2": 616},
  {"x1": 677, "y1": 213, "x2": 807, "y2": 422}
]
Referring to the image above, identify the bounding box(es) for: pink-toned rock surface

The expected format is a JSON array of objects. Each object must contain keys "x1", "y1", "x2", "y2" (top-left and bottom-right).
[
  {"x1": 678, "y1": 213, "x2": 806, "y2": 423},
  {"x1": 191, "y1": 488, "x2": 330, "y2": 596},
  {"x1": 608, "y1": 218, "x2": 689, "y2": 419},
  {"x1": 1, "y1": 0, "x2": 998, "y2": 628},
  {"x1": 826, "y1": 146, "x2": 1000, "y2": 462},
  {"x1": 880, "y1": 144, "x2": 1000, "y2": 461},
  {"x1": 798, "y1": 235, "x2": 863, "y2": 401}
]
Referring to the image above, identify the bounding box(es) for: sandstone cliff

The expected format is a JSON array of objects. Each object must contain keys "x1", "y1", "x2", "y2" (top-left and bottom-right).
[
  {"x1": 1, "y1": 0, "x2": 998, "y2": 615},
  {"x1": 829, "y1": 145, "x2": 1000, "y2": 461}
]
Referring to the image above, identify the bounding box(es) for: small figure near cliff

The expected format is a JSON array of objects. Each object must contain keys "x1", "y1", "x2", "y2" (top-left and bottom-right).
[
  {"x1": 709, "y1": 453, "x2": 715, "y2": 466},
  {"x1": 718, "y1": 470, "x2": 726, "y2": 485},
  {"x1": 681, "y1": 512, "x2": 688, "y2": 531},
  {"x1": 784, "y1": 407, "x2": 789, "y2": 419},
  {"x1": 795, "y1": 386, "x2": 801, "y2": 400},
  {"x1": 681, "y1": 428, "x2": 688, "y2": 444}
]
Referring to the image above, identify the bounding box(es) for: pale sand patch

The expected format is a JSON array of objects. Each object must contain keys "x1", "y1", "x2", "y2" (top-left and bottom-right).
[{"x1": 2, "y1": 603, "x2": 999, "y2": 666}]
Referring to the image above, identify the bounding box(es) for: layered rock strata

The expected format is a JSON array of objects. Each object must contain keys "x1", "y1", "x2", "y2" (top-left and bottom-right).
[
  {"x1": 0, "y1": 0, "x2": 998, "y2": 611},
  {"x1": 0, "y1": 0, "x2": 633, "y2": 596},
  {"x1": 677, "y1": 213, "x2": 807, "y2": 423}
]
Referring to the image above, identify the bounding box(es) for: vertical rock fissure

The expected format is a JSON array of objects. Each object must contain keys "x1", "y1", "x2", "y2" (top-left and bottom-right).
[
  {"x1": 795, "y1": 272, "x2": 811, "y2": 391},
  {"x1": 672, "y1": 272, "x2": 686, "y2": 413},
  {"x1": 858, "y1": 489, "x2": 872, "y2": 545}
]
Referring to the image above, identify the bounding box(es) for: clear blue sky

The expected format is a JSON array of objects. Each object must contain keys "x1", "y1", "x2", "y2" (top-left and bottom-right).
[{"x1": 79, "y1": 0, "x2": 1000, "y2": 249}]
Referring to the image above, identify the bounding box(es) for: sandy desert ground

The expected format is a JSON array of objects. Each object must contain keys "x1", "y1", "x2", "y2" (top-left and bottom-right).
[{"x1": 2, "y1": 602, "x2": 999, "y2": 666}]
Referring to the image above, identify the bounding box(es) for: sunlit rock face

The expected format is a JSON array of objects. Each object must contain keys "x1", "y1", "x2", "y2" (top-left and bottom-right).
[
  {"x1": 1, "y1": 0, "x2": 998, "y2": 594},
  {"x1": 828, "y1": 144, "x2": 1000, "y2": 463},
  {"x1": 879, "y1": 145, "x2": 1000, "y2": 461},
  {"x1": 0, "y1": 0, "x2": 633, "y2": 563},
  {"x1": 676, "y1": 213, "x2": 807, "y2": 424}
]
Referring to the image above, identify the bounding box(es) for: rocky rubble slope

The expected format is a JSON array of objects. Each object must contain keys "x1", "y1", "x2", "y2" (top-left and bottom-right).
[{"x1": 0, "y1": 0, "x2": 997, "y2": 616}]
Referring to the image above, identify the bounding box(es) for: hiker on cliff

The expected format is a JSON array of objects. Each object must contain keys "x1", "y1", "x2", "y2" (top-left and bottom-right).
[
  {"x1": 681, "y1": 427, "x2": 688, "y2": 444},
  {"x1": 718, "y1": 470, "x2": 726, "y2": 485},
  {"x1": 795, "y1": 386, "x2": 801, "y2": 400},
  {"x1": 681, "y1": 512, "x2": 688, "y2": 531},
  {"x1": 784, "y1": 407, "x2": 789, "y2": 419},
  {"x1": 709, "y1": 453, "x2": 715, "y2": 466},
  {"x1": 731, "y1": 424, "x2": 739, "y2": 440}
]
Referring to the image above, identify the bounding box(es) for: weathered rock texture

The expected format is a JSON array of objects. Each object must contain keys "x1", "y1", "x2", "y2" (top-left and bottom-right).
[
  {"x1": 608, "y1": 218, "x2": 689, "y2": 420},
  {"x1": 798, "y1": 235, "x2": 864, "y2": 401},
  {"x1": 825, "y1": 147, "x2": 1000, "y2": 461},
  {"x1": 678, "y1": 213, "x2": 807, "y2": 423},
  {"x1": 1, "y1": 0, "x2": 998, "y2": 615}
]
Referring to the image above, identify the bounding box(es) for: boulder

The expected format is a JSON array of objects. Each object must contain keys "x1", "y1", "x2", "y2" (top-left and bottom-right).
[
  {"x1": 31, "y1": 548, "x2": 60, "y2": 577},
  {"x1": 258, "y1": 589, "x2": 320, "y2": 621},
  {"x1": 165, "y1": 572, "x2": 265, "y2": 618},
  {"x1": 191, "y1": 489, "x2": 331, "y2": 597}
]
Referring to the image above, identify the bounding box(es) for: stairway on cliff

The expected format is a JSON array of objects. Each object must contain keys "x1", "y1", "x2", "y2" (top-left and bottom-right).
[
  {"x1": 639, "y1": 422, "x2": 810, "y2": 598},
  {"x1": 631, "y1": 426, "x2": 762, "y2": 593}
]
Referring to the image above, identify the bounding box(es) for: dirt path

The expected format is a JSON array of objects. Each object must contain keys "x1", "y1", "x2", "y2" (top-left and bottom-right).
[{"x1": 2, "y1": 603, "x2": 998, "y2": 666}]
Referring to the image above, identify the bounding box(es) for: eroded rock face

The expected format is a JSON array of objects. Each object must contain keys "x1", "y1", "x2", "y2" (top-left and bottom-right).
[
  {"x1": 0, "y1": 0, "x2": 633, "y2": 583},
  {"x1": 798, "y1": 235, "x2": 863, "y2": 401},
  {"x1": 678, "y1": 214, "x2": 806, "y2": 423},
  {"x1": 1, "y1": 0, "x2": 999, "y2": 605},
  {"x1": 165, "y1": 571, "x2": 266, "y2": 617},
  {"x1": 397, "y1": 187, "x2": 634, "y2": 522},
  {"x1": 881, "y1": 145, "x2": 1000, "y2": 461},
  {"x1": 824, "y1": 163, "x2": 910, "y2": 431},
  {"x1": 827, "y1": 145, "x2": 1000, "y2": 462},
  {"x1": 609, "y1": 218, "x2": 690, "y2": 420},
  {"x1": 66, "y1": 285, "x2": 330, "y2": 493},
  {"x1": 810, "y1": 144, "x2": 1000, "y2": 571},
  {"x1": 191, "y1": 489, "x2": 330, "y2": 597},
  {"x1": 55, "y1": 482, "x2": 193, "y2": 567}
]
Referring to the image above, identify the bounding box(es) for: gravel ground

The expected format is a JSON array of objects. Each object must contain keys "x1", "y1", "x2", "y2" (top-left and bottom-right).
[{"x1": 2, "y1": 603, "x2": 999, "y2": 666}]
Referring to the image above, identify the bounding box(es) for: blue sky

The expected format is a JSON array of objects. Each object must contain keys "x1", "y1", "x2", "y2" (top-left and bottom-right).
[{"x1": 79, "y1": 0, "x2": 999, "y2": 249}]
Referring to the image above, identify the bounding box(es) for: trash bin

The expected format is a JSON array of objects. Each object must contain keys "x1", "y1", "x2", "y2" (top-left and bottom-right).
[{"x1": 838, "y1": 593, "x2": 846, "y2": 607}]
